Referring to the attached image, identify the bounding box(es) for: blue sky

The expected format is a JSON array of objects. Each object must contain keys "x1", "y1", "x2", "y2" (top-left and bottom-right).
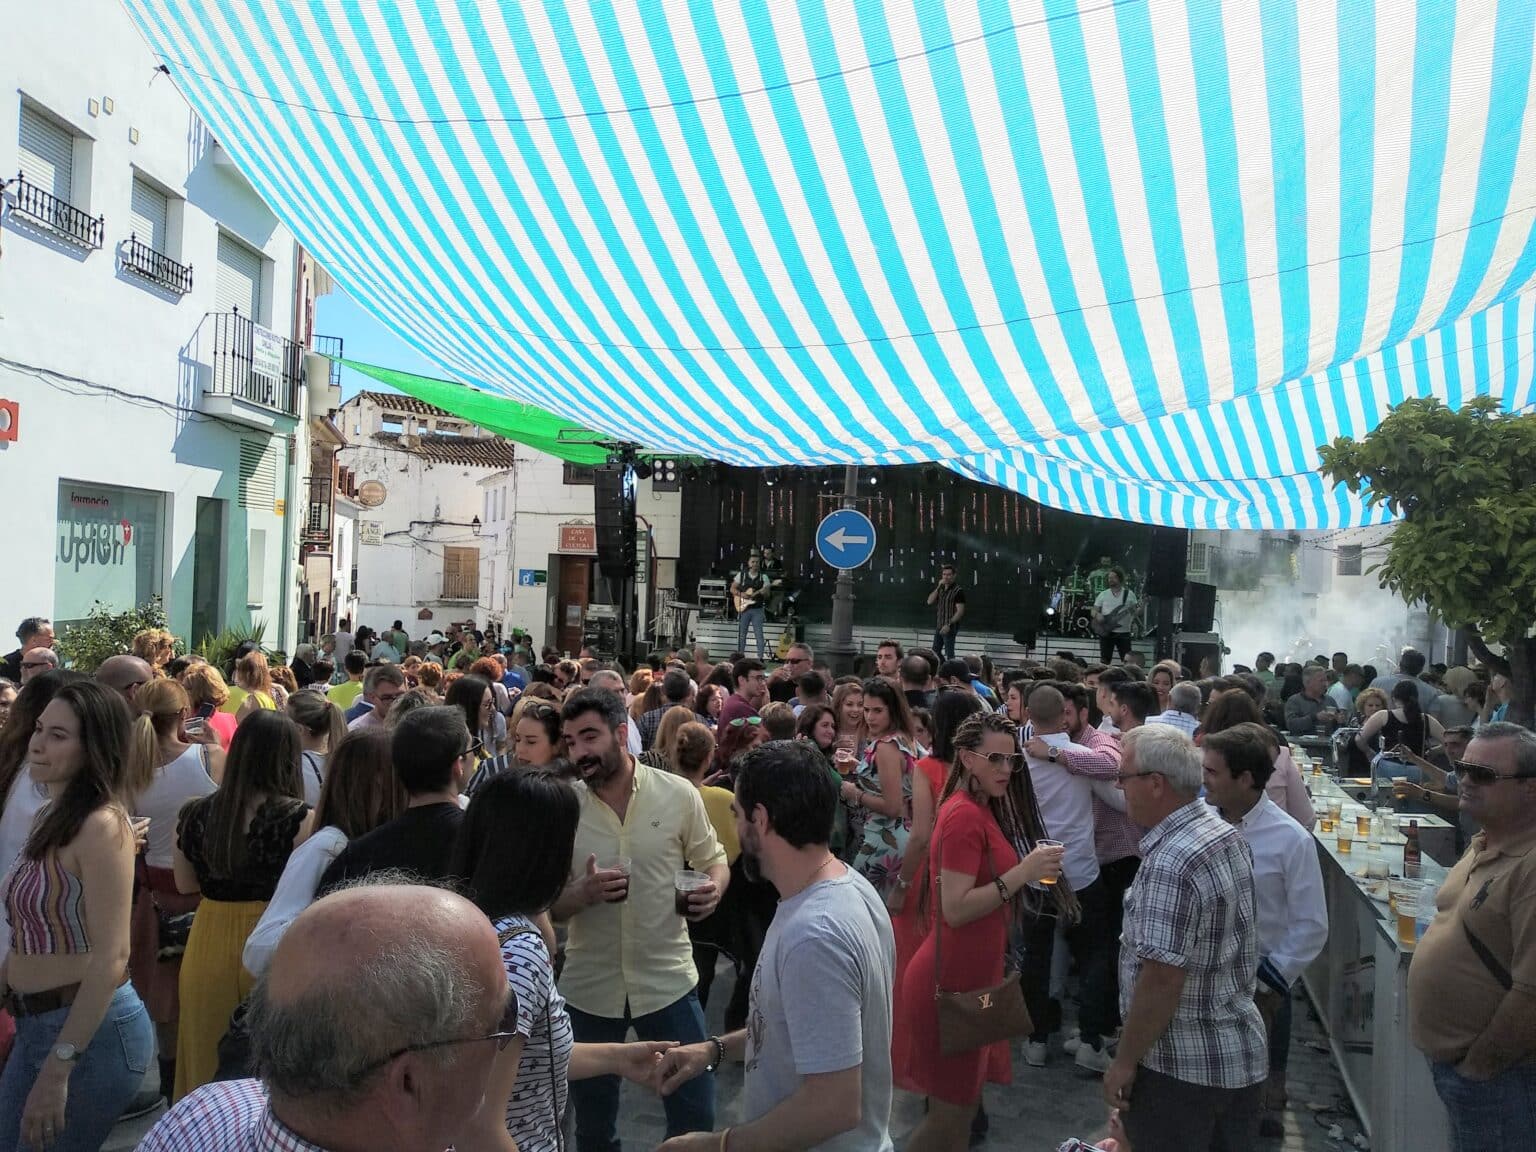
[{"x1": 315, "y1": 291, "x2": 447, "y2": 400}]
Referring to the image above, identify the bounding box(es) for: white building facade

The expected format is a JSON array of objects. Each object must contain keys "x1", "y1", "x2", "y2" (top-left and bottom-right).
[
  {"x1": 336, "y1": 392, "x2": 517, "y2": 639},
  {"x1": 0, "y1": 0, "x2": 325, "y2": 653},
  {"x1": 477, "y1": 456, "x2": 683, "y2": 656}
]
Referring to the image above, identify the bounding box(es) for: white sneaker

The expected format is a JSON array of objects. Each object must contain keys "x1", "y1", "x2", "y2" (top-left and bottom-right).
[
  {"x1": 1061, "y1": 1027, "x2": 1082, "y2": 1055},
  {"x1": 1075, "y1": 1039, "x2": 1113, "y2": 1074},
  {"x1": 1024, "y1": 1040, "x2": 1048, "y2": 1067}
]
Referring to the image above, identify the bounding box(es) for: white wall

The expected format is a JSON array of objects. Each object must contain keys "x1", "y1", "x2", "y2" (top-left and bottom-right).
[
  {"x1": 337, "y1": 395, "x2": 500, "y2": 641},
  {"x1": 0, "y1": 0, "x2": 305, "y2": 650},
  {"x1": 477, "y1": 454, "x2": 683, "y2": 648}
]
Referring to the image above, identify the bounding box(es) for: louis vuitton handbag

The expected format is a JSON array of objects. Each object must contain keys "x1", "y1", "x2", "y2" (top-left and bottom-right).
[{"x1": 932, "y1": 827, "x2": 1033, "y2": 1055}]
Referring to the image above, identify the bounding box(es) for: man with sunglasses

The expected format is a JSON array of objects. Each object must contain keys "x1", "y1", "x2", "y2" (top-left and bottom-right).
[
  {"x1": 140, "y1": 880, "x2": 512, "y2": 1152},
  {"x1": 1410, "y1": 723, "x2": 1536, "y2": 1150}
]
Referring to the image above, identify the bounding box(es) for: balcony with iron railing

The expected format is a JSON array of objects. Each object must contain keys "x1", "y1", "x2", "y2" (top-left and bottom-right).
[
  {"x1": 121, "y1": 233, "x2": 193, "y2": 294},
  {"x1": 8, "y1": 171, "x2": 104, "y2": 250},
  {"x1": 312, "y1": 334, "x2": 344, "y2": 391},
  {"x1": 441, "y1": 570, "x2": 480, "y2": 601},
  {"x1": 199, "y1": 309, "x2": 303, "y2": 427},
  {"x1": 304, "y1": 474, "x2": 333, "y2": 543}
]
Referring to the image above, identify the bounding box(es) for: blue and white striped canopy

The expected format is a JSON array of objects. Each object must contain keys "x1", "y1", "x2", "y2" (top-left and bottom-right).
[{"x1": 123, "y1": 0, "x2": 1536, "y2": 527}]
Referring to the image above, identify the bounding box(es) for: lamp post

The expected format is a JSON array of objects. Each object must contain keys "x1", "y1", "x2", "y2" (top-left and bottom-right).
[{"x1": 825, "y1": 465, "x2": 860, "y2": 676}]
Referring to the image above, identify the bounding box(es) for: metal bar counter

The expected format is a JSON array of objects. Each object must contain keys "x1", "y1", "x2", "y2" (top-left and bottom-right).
[{"x1": 1296, "y1": 767, "x2": 1453, "y2": 1151}]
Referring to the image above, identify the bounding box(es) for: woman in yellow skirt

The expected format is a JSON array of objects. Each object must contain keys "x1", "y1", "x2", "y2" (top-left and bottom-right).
[{"x1": 171, "y1": 709, "x2": 308, "y2": 1100}]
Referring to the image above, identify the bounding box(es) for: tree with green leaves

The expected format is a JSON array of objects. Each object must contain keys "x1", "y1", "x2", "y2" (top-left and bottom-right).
[{"x1": 1318, "y1": 396, "x2": 1536, "y2": 727}]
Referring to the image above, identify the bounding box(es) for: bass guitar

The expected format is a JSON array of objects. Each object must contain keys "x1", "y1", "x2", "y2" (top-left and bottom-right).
[{"x1": 1091, "y1": 597, "x2": 1139, "y2": 638}]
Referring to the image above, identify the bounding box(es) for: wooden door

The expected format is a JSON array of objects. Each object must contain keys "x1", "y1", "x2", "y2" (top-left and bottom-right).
[{"x1": 557, "y1": 557, "x2": 591, "y2": 656}]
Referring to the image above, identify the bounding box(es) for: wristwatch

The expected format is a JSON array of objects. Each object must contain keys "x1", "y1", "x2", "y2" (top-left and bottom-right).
[
  {"x1": 1047, "y1": 746, "x2": 1060, "y2": 763},
  {"x1": 52, "y1": 1043, "x2": 81, "y2": 1064}
]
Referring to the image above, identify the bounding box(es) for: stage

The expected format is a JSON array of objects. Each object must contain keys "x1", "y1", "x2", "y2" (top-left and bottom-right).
[{"x1": 682, "y1": 615, "x2": 1157, "y2": 671}]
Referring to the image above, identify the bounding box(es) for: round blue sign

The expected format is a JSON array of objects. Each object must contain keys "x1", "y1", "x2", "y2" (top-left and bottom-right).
[{"x1": 815, "y1": 509, "x2": 877, "y2": 571}]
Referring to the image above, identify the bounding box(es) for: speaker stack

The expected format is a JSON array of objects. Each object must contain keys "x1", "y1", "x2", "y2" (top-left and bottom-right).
[{"x1": 594, "y1": 463, "x2": 636, "y2": 579}]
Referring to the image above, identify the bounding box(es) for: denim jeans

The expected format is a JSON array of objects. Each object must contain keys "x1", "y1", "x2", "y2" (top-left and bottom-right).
[
  {"x1": 567, "y1": 991, "x2": 714, "y2": 1151},
  {"x1": 932, "y1": 627, "x2": 957, "y2": 661},
  {"x1": 737, "y1": 607, "x2": 766, "y2": 658},
  {"x1": 0, "y1": 983, "x2": 154, "y2": 1152},
  {"x1": 1431, "y1": 1059, "x2": 1536, "y2": 1152}
]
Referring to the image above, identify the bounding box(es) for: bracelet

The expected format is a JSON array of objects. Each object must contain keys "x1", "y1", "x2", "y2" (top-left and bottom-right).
[
  {"x1": 994, "y1": 876, "x2": 1012, "y2": 904},
  {"x1": 706, "y1": 1034, "x2": 726, "y2": 1072}
]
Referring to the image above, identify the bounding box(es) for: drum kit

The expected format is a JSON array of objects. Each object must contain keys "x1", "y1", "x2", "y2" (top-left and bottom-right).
[{"x1": 1045, "y1": 567, "x2": 1149, "y2": 639}]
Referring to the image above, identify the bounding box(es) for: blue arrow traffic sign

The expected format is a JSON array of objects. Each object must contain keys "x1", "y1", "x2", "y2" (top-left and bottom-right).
[{"x1": 815, "y1": 508, "x2": 877, "y2": 571}]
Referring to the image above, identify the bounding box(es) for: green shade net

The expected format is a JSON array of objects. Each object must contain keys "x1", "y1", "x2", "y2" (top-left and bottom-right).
[{"x1": 341, "y1": 358, "x2": 626, "y2": 465}]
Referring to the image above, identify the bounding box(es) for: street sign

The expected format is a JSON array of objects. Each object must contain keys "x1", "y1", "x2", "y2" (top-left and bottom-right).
[
  {"x1": 518, "y1": 568, "x2": 547, "y2": 587},
  {"x1": 815, "y1": 508, "x2": 877, "y2": 570}
]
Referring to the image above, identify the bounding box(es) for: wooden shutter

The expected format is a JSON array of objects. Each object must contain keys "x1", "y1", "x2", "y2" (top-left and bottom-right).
[
  {"x1": 18, "y1": 106, "x2": 73, "y2": 201},
  {"x1": 216, "y1": 233, "x2": 262, "y2": 317},
  {"x1": 129, "y1": 177, "x2": 168, "y2": 252}
]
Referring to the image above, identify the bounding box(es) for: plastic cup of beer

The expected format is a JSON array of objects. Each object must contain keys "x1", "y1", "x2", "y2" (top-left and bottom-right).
[
  {"x1": 1319, "y1": 811, "x2": 1336, "y2": 834},
  {"x1": 1336, "y1": 822, "x2": 1353, "y2": 853},
  {"x1": 1355, "y1": 812, "x2": 1372, "y2": 836},
  {"x1": 1394, "y1": 887, "x2": 1419, "y2": 948},
  {"x1": 674, "y1": 869, "x2": 711, "y2": 917},
  {"x1": 1389, "y1": 877, "x2": 1416, "y2": 917},
  {"x1": 1035, "y1": 839, "x2": 1064, "y2": 885},
  {"x1": 598, "y1": 855, "x2": 632, "y2": 903}
]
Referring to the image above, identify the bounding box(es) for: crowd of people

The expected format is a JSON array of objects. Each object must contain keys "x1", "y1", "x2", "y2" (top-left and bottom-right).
[{"x1": 0, "y1": 611, "x2": 1531, "y2": 1152}]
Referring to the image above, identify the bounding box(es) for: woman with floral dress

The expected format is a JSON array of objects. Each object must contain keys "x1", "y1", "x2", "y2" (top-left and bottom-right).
[{"x1": 842, "y1": 678, "x2": 918, "y2": 892}]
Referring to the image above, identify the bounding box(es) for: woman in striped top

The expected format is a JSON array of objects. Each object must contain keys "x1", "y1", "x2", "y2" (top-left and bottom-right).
[
  {"x1": 453, "y1": 770, "x2": 674, "y2": 1152},
  {"x1": 0, "y1": 681, "x2": 154, "y2": 1152}
]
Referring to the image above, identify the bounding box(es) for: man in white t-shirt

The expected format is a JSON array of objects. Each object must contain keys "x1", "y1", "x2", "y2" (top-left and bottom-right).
[
  {"x1": 1020, "y1": 684, "x2": 1121, "y2": 1073},
  {"x1": 1092, "y1": 568, "x2": 1138, "y2": 664},
  {"x1": 654, "y1": 741, "x2": 895, "y2": 1152}
]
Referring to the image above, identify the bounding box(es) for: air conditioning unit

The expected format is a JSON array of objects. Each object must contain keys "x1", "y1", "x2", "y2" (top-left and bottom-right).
[{"x1": 1187, "y1": 540, "x2": 1211, "y2": 580}]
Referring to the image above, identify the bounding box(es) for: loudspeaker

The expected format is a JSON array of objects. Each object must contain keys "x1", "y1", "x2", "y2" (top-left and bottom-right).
[
  {"x1": 1181, "y1": 580, "x2": 1217, "y2": 632},
  {"x1": 594, "y1": 464, "x2": 636, "y2": 579},
  {"x1": 1144, "y1": 527, "x2": 1189, "y2": 598}
]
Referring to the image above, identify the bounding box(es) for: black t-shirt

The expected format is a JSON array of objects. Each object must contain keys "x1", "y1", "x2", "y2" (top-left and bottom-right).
[{"x1": 318, "y1": 802, "x2": 464, "y2": 894}]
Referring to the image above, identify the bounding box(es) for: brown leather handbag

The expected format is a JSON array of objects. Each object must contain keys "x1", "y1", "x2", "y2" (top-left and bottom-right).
[{"x1": 932, "y1": 824, "x2": 1033, "y2": 1055}]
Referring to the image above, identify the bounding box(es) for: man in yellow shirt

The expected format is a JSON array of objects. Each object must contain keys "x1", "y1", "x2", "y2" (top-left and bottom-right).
[
  {"x1": 553, "y1": 688, "x2": 730, "y2": 1151},
  {"x1": 326, "y1": 651, "x2": 367, "y2": 711}
]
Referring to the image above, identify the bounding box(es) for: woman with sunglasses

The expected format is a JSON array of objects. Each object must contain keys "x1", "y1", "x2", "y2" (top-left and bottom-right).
[
  {"x1": 449, "y1": 675, "x2": 511, "y2": 795},
  {"x1": 452, "y1": 770, "x2": 674, "y2": 1152},
  {"x1": 842, "y1": 679, "x2": 918, "y2": 892},
  {"x1": 897, "y1": 712, "x2": 1065, "y2": 1152}
]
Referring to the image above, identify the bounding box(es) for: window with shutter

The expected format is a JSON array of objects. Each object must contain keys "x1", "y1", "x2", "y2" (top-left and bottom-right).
[
  {"x1": 18, "y1": 106, "x2": 74, "y2": 202},
  {"x1": 216, "y1": 233, "x2": 263, "y2": 318},
  {"x1": 129, "y1": 177, "x2": 168, "y2": 252},
  {"x1": 442, "y1": 546, "x2": 480, "y2": 600},
  {"x1": 238, "y1": 438, "x2": 279, "y2": 510}
]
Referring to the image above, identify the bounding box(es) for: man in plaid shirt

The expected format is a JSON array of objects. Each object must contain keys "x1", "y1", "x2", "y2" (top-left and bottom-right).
[{"x1": 1105, "y1": 726, "x2": 1267, "y2": 1152}]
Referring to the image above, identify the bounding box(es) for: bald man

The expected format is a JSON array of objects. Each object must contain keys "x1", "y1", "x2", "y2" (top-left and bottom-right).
[
  {"x1": 139, "y1": 882, "x2": 511, "y2": 1152},
  {"x1": 96, "y1": 654, "x2": 155, "y2": 702}
]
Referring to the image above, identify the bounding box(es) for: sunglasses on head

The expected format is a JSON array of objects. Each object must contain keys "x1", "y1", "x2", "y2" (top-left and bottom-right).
[
  {"x1": 1454, "y1": 759, "x2": 1536, "y2": 786},
  {"x1": 729, "y1": 716, "x2": 764, "y2": 728}
]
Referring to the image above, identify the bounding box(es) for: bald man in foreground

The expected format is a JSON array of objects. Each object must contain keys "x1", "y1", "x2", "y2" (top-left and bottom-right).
[{"x1": 139, "y1": 881, "x2": 513, "y2": 1152}]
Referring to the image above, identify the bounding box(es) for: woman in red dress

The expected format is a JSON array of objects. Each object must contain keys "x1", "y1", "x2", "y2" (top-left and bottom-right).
[
  {"x1": 897, "y1": 711, "x2": 1067, "y2": 1152},
  {"x1": 889, "y1": 689, "x2": 985, "y2": 1091}
]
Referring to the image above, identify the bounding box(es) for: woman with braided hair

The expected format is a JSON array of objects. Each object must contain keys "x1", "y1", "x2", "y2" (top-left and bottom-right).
[{"x1": 896, "y1": 711, "x2": 1068, "y2": 1152}]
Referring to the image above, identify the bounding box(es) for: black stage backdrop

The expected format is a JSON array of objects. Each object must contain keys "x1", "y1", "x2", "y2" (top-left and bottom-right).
[{"x1": 676, "y1": 466, "x2": 1161, "y2": 638}]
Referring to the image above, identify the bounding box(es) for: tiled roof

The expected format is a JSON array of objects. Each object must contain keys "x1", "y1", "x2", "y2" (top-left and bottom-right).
[
  {"x1": 353, "y1": 390, "x2": 450, "y2": 417},
  {"x1": 374, "y1": 430, "x2": 517, "y2": 468}
]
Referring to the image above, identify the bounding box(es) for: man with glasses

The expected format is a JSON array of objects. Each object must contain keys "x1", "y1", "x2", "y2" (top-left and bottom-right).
[
  {"x1": 19, "y1": 648, "x2": 59, "y2": 683},
  {"x1": 140, "y1": 880, "x2": 512, "y2": 1152},
  {"x1": 720, "y1": 658, "x2": 768, "y2": 730},
  {"x1": 1, "y1": 616, "x2": 53, "y2": 683},
  {"x1": 347, "y1": 664, "x2": 408, "y2": 730},
  {"x1": 1410, "y1": 723, "x2": 1536, "y2": 1150},
  {"x1": 768, "y1": 643, "x2": 813, "y2": 705},
  {"x1": 1105, "y1": 725, "x2": 1266, "y2": 1152},
  {"x1": 320, "y1": 707, "x2": 473, "y2": 892}
]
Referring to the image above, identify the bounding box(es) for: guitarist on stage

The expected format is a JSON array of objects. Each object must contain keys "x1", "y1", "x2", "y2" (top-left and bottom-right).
[
  {"x1": 730, "y1": 550, "x2": 771, "y2": 659},
  {"x1": 1092, "y1": 567, "x2": 1139, "y2": 663}
]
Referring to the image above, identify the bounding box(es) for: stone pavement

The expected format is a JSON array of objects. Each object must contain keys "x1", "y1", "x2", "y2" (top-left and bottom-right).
[{"x1": 110, "y1": 969, "x2": 1370, "y2": 1151}]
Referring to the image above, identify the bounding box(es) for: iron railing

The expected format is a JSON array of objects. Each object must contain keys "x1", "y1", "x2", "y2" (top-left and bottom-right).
[
  {"x1": 10, "y1": 171, "x2": 104, "y2": 249},
  {"x1": 304, "y1": 474, "x2": 332, "y2": 541},
  {"x1": 441, "y1": 569, "x2": 479, "y2": 600},
  {"x1": 207, "y1": 309, "x2": 302, "y2": 416},
  {"x1": 121, "y1": 233, "x2": 193, "y2": 294},
  {"x1": 312, "y1": 334, "x2": 344, "y2": 392}
]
